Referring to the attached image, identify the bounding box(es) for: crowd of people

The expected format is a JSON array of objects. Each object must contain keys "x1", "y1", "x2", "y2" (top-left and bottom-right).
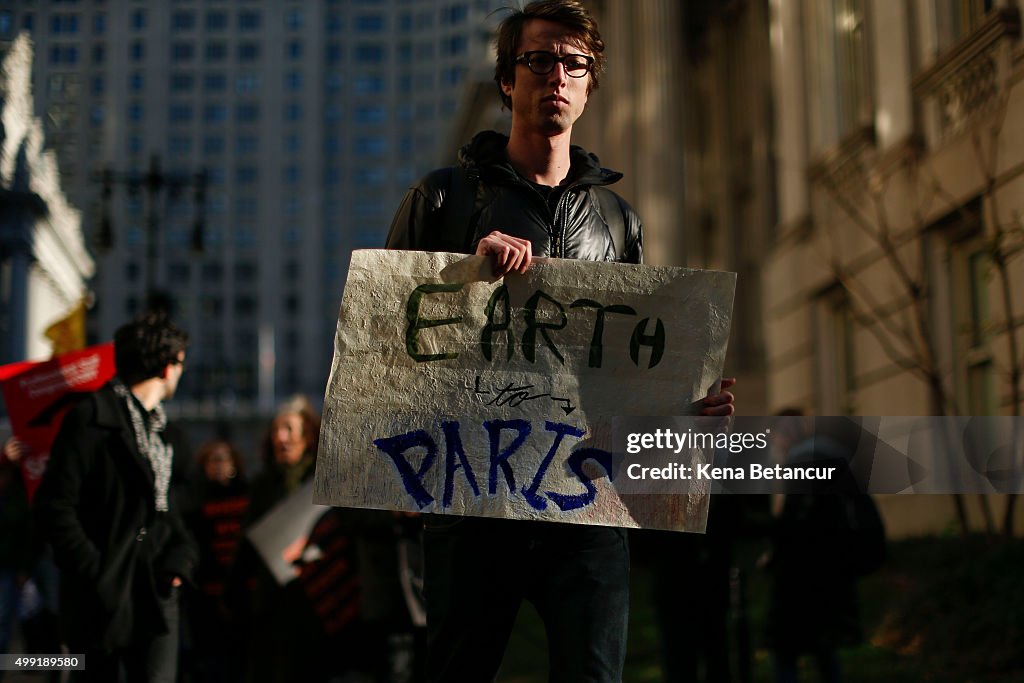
[
  {"x1": 1, "y1": 400, "x2": 886, "y2": 683},
  {"x1": 0, "y1": 319, "x2": 424, "y2": 683}
]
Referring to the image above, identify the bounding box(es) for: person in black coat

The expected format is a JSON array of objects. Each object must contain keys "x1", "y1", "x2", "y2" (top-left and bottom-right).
[{"x1": 34, "y1": 312, "x2": 198, "y2": 683}]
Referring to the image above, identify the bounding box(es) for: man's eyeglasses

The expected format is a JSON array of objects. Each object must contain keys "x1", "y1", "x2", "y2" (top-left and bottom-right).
[{"x1": 515, "y1": 51, "x2": 594, "y2": 78}]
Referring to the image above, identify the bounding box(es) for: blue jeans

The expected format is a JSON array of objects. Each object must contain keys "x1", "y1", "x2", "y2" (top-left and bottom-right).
[
  {"x1": 70, "y1": 587, "x2": 180, "y2": 683},
  {"x1": 0, "y1": 572, "x2": 19, "y2": 654},
  {"x1": 423, "y1": 516, "x2": 629, "y2": 683}
]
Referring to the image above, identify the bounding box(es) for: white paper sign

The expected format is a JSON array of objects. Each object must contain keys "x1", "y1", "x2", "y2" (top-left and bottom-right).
[{"x1": 314, "y1": 250, "x2": 735, "y2": 532}]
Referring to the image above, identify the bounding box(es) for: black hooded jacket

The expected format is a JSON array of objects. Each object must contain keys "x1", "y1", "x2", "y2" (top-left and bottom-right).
[{"x1": 385, "y1": 130, "x2": 643, "y2": 263}]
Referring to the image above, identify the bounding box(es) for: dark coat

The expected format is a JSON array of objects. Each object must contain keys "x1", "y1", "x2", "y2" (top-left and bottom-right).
[
  {"x1": 34, "y1": 384, "x2": 197, "y2": 650},
  {"x1": 385, "y1": 130, "x2": 643, "y2": 263}
]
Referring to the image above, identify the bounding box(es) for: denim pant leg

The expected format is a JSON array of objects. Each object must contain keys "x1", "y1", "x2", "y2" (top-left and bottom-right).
[
  {"x1": 123, "y1": 588, "x2": 180, "y2": 683},
  {"x1": 0, "y1": 572, "x2": 18, "y2": 654},
  {"x1": 530, "y1": 525, "x2": 630, "y2": 683},
  {"x1": 423, "y1": 517, "x2": 524, "y2": 683}
]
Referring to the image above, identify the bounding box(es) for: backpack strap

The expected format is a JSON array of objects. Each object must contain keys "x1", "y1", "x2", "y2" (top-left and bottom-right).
[
  {"x1": 591, "y1": 186, "x2": 626, "y2": 260},
  {"x1": 438, "y1": 165, "x2": 480, "y2": 253}
]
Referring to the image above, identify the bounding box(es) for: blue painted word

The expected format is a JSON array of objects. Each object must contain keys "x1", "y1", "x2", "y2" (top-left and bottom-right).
[
  {"x1": 405, "y1": 283, "x2": 666, "y2": 368},
  {"x1": 373, "y1": 419, "x2": 612, "y2": 513}
]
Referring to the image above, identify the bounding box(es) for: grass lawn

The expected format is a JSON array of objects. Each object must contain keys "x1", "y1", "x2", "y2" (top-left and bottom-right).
[{"x1": 500, "y1": 535, "x2": 1024, "y2": 682}]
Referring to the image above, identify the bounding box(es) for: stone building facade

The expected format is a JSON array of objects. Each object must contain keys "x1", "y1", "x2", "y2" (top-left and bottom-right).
[{"x1": 0, "y1": 33, "x2": 93, "y2": 365}]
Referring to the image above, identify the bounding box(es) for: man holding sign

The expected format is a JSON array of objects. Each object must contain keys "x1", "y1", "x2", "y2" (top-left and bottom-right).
[{"x1": 383, "y1": 1, "x2": 735, "y2": 680}]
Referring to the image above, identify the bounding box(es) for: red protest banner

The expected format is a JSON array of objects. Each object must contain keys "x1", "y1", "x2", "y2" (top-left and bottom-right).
[{"x1": 0, "y1": 343, "x2": 115, "y2": 500}]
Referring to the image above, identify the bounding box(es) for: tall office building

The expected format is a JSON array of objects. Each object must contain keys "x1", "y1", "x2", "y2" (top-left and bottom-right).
[{"x1": 1, "y1": 0, "x2": 503, "y2": 412}]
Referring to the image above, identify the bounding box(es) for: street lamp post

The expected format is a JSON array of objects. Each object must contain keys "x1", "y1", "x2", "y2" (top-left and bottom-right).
[{"x1": 96, "y1": 154, "x2": 207, "y2": 313}]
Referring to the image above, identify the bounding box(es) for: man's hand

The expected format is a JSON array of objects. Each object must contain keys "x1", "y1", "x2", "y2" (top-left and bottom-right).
[
  {"x1": 475, "y1": 231, "x2": 533, "y2": 277},
  {"x1": 699, "y1": 377, "x2": 736, "y2": 417},
  {"x1": 2, "y1": 437, "x2": 25, "y2": 464}
]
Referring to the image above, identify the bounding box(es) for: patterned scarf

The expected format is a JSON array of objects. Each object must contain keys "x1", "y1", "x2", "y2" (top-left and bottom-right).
[{"x1": 112, "y1": 378, "x2": 173, "y2": 512}]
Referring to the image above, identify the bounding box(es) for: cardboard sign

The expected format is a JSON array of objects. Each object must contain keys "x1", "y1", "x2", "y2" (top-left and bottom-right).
[
  {"x1": 0, "y1": 344, "x2": 116, "y2": 500},
  {"x1": 314, "y1": 250, "x2": 735, "y2": 532},
  {"x1": 247, "y1": 481, "x2": 330, "y2": 585}
]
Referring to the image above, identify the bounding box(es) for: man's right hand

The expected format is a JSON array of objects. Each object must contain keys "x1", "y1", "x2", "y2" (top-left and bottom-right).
[
  {"x1": 2, "y1": 437, "x2": 24, "y2": 464},
  {"x1": 475, "y1": 231, "x2": 533, "y2": 277}
]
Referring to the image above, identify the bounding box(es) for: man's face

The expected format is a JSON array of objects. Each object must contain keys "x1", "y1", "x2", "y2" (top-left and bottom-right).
[
  {"x1": 163, "y1": 351, "x2": 186, "y2": 400},
  {"x1": 503, "y1": 19, "x2": 592, "y2": 136}
]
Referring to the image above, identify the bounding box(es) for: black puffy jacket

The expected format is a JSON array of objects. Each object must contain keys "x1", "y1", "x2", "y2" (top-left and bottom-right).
[{"x1": 385, "y1": 130, "x2": 643, "y2": 264}]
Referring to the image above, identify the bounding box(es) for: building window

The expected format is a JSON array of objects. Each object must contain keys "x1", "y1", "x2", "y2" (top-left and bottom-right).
[
  {"x1": 236, "y1": 196, "x2": 258, "y2": 217},
  {"x1": 235, "y1": 261, "x2": 258, "y2": 282},
  {"x1": 355, "y1": 14, "x2": 385, "y2": 32},
  {"x1": 355, "y1": 136, "x2": 387, "y2": 155},
  {"x1": 355, "y1": 168, "x2": 387, "y2": 186},
  {"x1": 170, "y1": 72, "x2": 194, "y2": 92},
  {"x1": 130, "y1": 41, "x2": 145, "y2": 61},
  {"x1": 326, "y1": 43, "x2": 344, "y2": 65},
  {"x1": 171, "y1": 42, "x2": 195, "y2": 62},
  {"x1": 238, "y1": 10, "x2": 261, "y2": 31},
  {"x1": 803, "y1": 0, "x2": 870, "y2": 147},
  {"x1": 235, "y1": 73, "x2": 260, "y2": 94},
  {"x1": 236, "y1": 166, "x2": 258, "y2": 184},
  {"x1": 441, "y1": 3, "x2": 469, "y2": 25},
  {"x1": 50, "y1": 14, "x2": 80, "y2": 34},
  {"x1": 169, "y1": 103, "x2": 192, "y2": 123},
  {"x1": 202, "y1": 263, "x2": 224, "y2": 284},
  {"x1": 131, "y1": 9, "x2": 146, "y2": 30},
  {"x1": 206, "y1": 11, "x2": 228, "y2": 31},
  {"x1": 234, "y1": 296, "x2": 258, "y2": 316},
  {"x1": 935, "y1": 0, "x2": 995, "y2": 52},
  {"x1": 0, "y1": 11, "x2": 14, "y2": 37},
  {"x1": 813, "y1": 286, "x2": 856, "y2": 415},
  {"x1": 128, "y1": 103, "x2": 144, "y2": 122},
  {"x1": 168, "y1": 135, "x2": 191, "y2": 155},
  {"x1": 205, "y1": 42, "x2": 227, "y2": 62},
  {"x1": 49, "y1": 45, "x2": 79, "y2": 65},
  {"x1": 92, "y1": 44, "x2": 105, "y2": 65},
  {"x1": 355, "y1": 105, "x2": 387, "y2": 124},
  {"x1": 355, "y1": 44, "x2": 386, "y2": 63},
  {"x1": 238, "y1": 42, "x2": 260, "y2": 62},
  {"x1": 284, "y1": 102, "x2": 302, "y2": 122},
  {"x1": 236, "y1": 134, "x2": 258, "y2": 154},
  {"x1": 204, "y1": 103, "x2": 228, "y2": 124},
  {"x1": 236, "y1": 102, "x2": 259, "y2": 123},
  {"x1": 441, "y1": 66, "x2": 464, "y2": 87},
  {"x1": 285, "y1": 9, "x2": 303, "y2": 30},
  {"x1": 204, "y1": 73, "x2": 227, "y2": 92},
  {"x1": 286, "y1": 41, "x2": 303, "y2": 60},
  {"x1": 925, "y1": 202, "x2": 995, "y2": 414},
  {"x1": 441, "y1": 35, "x2": 467, "y2": 56},
  {"x1": 354, "y1": 74, "x2": 385, "y2": 94},
  {"x1": 172, "y1": 11, "x2": 195, "y2": 31},
  {"x1": 285, "y1": 71, "x2": 303, "y2": 92},
  {"x1": 283, "y1": 166, "x2": 302, "y2": 184}
]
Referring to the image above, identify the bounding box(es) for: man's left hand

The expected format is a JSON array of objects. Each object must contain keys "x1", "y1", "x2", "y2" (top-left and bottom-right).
[{"x1": 699, "y1": 377, "x2": 736, "y2": 417}]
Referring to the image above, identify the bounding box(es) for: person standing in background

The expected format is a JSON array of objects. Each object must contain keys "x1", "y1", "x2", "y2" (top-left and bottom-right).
[{"x1": 34, "y1": 312, "x2": 197, "y2": 683}]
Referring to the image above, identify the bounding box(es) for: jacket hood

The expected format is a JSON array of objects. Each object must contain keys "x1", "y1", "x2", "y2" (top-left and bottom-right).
[{"x1": 457, "y1": 130, "x2": 623, "y2": 188}]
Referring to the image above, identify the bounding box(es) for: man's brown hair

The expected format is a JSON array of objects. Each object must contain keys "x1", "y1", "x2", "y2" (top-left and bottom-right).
[{"x1": 494, "y1": 0, "x2": 605, "y2": 110}]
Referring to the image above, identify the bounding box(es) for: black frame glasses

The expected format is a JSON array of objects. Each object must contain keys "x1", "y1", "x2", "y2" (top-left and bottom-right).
[{"x1": 515, "y1": 51, "x2": 594, "y2": 78}]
